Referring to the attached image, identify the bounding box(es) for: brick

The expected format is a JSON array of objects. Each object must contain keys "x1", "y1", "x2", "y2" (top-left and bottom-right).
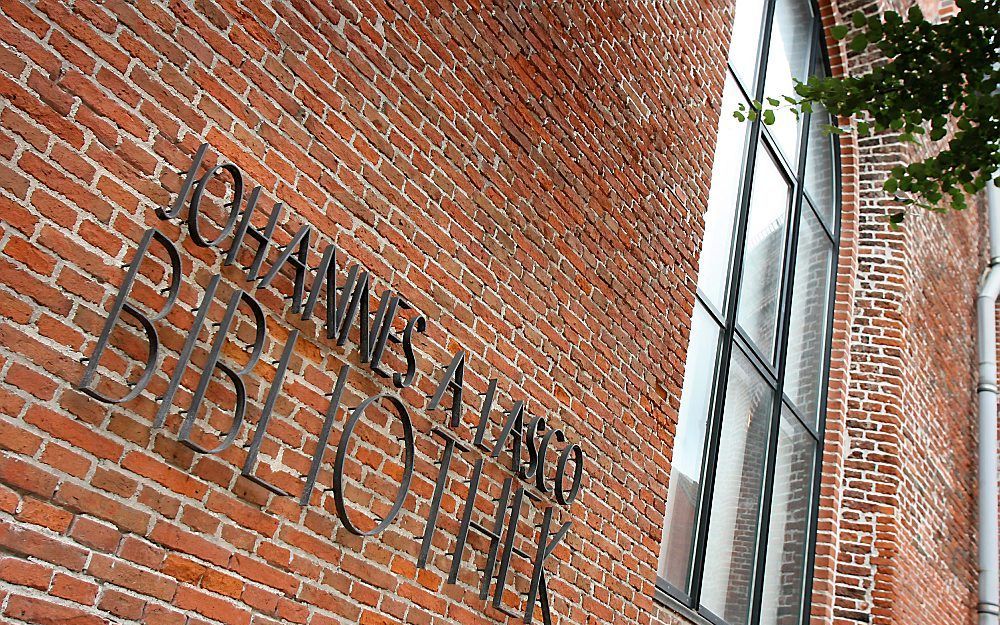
[
  {"x1": 5, "y1": 594, "x2": 104, "y2": 625},
  {"x1": 68, "y1": 516, "x2": 120, "y2": 553},
  {"x1": 121, "y1": 450, "x2": 208, "y2": 499},
  {"x1": 0, "y1": 455, "x2": 59, "y2": 498},
  {"x1": 55, "y1": 482, "x2": 149, "y2": 534},
  {"x1": 3, "y1": 362, "x2": 59, "y2": 401},
  {"x1": 23, "y1": 405, "x2": 123, "y2": 461},
  {"x1": 174, "y1": 585, "x2": 251, "y2": 625},
  {"x1": 0, "y1": 521, "x2": 87, "y2": 570},
  {"x1": 0, "y1": 557, "x2": 53, "y2": 590},
  {"x1": 87, "y1": 553, "x2": 177, "y2": 601},
  {"x1": 16, "y1": 497, "x2": 72, "y2": 532},
  {"x1": 49, "y1": 571, "x2": 99, "y2": 604}
]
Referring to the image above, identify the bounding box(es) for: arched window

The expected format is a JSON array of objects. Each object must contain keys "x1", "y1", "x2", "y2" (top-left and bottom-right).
[{"x1": 656, "y1": 0, "x2": 839, "y2": 622}]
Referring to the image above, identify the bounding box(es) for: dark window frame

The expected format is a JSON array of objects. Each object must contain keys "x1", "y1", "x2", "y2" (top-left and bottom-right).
[{"x1": 655, "y1": 0, "x2": 842, "y2": 621}]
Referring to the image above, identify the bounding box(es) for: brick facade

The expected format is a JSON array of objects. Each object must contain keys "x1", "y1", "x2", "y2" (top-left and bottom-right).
[{"x1": 0, "y1": 2, "x2": 987, "y2": 625}]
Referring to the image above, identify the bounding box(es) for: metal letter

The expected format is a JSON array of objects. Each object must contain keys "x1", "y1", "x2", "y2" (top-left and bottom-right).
[
  {"x1": 333, "y1": 393, "x2": 414, "y2": 536},
  {"x1": 157, "y1": 143, "x2": 207, "y2": 220},
  {"x1": 417, "y1": 426, "x2": 470, "y2": 569},
  {"x1": 257, "y1": 225, "x2": 312, "y2": 313},
  {"x1": 300, "y1": 364, "x2": 351, "y2": 506},
  {"x1": 428, "y1": 350, "x2": 465, "y2": 428},
  {"x1": 78, "y1": 229, "x2": 181, "y2": 404},
  {"x1": 241, "y1": 328, "x2": 299, "y2": 496},
  {"x1": 178, "y1": 288, "x2": 266, "y2": 454},
  {"x1": 524, "y1": 508, "x2": 571, "y2": 625},
  {"x1": 153, "y1": 275, "x2": 220, "y2": 429},
  {"x1": 393, "y1": 303, "x2": 426, "y2": 388},
  {"x1": 554, "y1": 444, "x2": 584, "y2": 505},
  {"x1": 187, "y1": 162, "x2": 244, "y2": 248}
]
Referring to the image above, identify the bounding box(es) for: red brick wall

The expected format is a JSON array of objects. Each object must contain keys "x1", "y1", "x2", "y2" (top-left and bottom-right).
[
  {"x1": 809, "y1": 1, "x2": 985, "y2": 624},
  {"x1": 0, "y1": 1, "x2": 986, "y2": 625},
  {"x1": 0, "y1": 1, "x2": 729, "y2": 624}
]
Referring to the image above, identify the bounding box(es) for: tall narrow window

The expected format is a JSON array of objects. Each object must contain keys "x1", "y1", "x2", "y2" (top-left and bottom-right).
[{"x1": 656, "y1": 0, "x2": 839, "y2": 622}]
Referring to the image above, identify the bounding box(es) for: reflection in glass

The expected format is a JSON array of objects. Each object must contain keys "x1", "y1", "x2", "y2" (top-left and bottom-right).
[
  {"x1": 728, "y1": 0, "x2": 767, "y2": 88},
  {"x1": 700, "y1": 349, "x2": 774, "y2": 625},
  {"x1": 805, "y1": 104, "x2": 835, "y2": 223},
  {"x1": 659, "y1": 305, "x2": 721, "y2": 591},
  {"x1": 737, "y1": 147, "x2": 790, "y2": 361},
  {"x1": 698, "y1": 76, "x2": 750, "y2": 312},
  {"x1": 760, "y1": 408, "x2": 816, "y2": 625},
  {"x1": 784, "y1": 208, "x2": 832, "y2": 424},
  {"x1": 762, "y1": 0, "x2": 813, "y2": 158}
]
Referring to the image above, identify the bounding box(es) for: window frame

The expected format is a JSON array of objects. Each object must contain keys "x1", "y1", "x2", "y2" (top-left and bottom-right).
[{"x1": 654, "y1": 0, "x2": 842, "y2": 622}]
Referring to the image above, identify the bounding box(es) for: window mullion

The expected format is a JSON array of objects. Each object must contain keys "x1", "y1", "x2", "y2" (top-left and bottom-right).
[
  {"x1": 747, "y1": 23, "x2": 821, "y2": 625},
  {"x1": 688, "y1": 0, "x2": 781, "y2": 606}
]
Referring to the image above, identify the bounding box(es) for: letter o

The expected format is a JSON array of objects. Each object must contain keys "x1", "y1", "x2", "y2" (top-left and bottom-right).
[
  {"x1": 188, "y1": 162, "x2": 243, "y2": 247},
  {"x1": 555, "y1": 443, "x2": 583, "y2": 505},
  {"x1": 534, "y1": 428, "x2": 565, "y2": 493},
  {"x1": 333, "y1": 393, "x2": 414, "y2": 536}
]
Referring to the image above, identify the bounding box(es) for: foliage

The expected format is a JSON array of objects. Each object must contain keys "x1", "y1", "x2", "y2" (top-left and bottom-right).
[{"x1": 736, "y1": 0, "x2": 999, "y2": 218}]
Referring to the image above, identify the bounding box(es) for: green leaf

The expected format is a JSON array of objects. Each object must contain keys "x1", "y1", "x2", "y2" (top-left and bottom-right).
[
  {"x1": 733, "y1": 111, "x2": 746, "y2": 121},
  {"x1": 888, "y1": 211, "x2": 905, "y2": 230},
  {"x1": 762, "y1": 109, "x2": 776, "y2": 125},
  {"x1": 766, "y1": 97, "x2": 780, "y2": 106},
  {"x1": 754, "y1": 0, "x2": 998, "y2": 216},
  {"x1": 883, "y1": 177, "x2": 898, "y2": 193}
]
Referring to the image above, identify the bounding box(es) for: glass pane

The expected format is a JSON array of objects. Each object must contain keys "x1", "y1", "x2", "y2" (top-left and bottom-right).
[
  {"x1": 698, "y1": 74, "x2": 750, "y2": 312},
  {"x1": 736, "y1": 146, "x2": 791, "y2": 361},
  {"x1": 658, "y1": 304, "x2": 722, "y2": 591},
  {"x1": 760, "y1": 407, "x2": 816, "y2": 625},
  {"x1": 700, "y1": 348, "x2": 774, "y2": 625},
  {"x1": 784, "y1": 207, "x2": 832, "y2": 425},
  {"x1": 728, "y1": 0, "x2": 767, "y2": 89},
  {"x1": 804, "y1": 106, "x2": 836, "y2": 224},
  {"x1": 762, "y1": 0, "x2": 814, "y2": 159}
]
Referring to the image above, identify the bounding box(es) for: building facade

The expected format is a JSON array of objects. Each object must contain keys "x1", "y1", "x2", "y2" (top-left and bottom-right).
[{"x1": 0, "y1": 2, "x2": 989, "y2": 625}]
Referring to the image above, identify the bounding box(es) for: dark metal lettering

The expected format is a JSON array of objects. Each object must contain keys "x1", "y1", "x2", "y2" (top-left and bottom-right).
[
  {"x1": 158, "y1": 143, "x2": 207, "y2": 220},
  {"x1": 78, "y1": 229, "x2": 181, "y2": 404},
  {"x1": 472, "y1": 379, "x2": 499, "y2": 451},
  {"x1": 178, "y1": 288, "x2": 266, "y2": 454},
  {"x1": 187, "y1": 162, "x2": 244, "y2": 248},
  {"x1": 393, "y1": 303, "x2": 426, "y2": 388},
  {"x1": 417, "y1": 426, "x2": 471, "y2": 569},
  {"x1": 533, "y1": 428, "x2": 565, "y2": 494},
  {"x1": 554, "y1": 443, "x2": 584, "y2": 505},
  {"x1": 491, "y1": 400, "x2": 525, "y2": 474},
  {"x1": 300, "y1": 364, "x2": 351, "y2": 506},
  {"x1": 477, "y1": 476, "x2": 514, "y2": 600},
  {"x1": 491, "y1": 486, "x2": 527, "y2": 610},
  {"x1": 365, "y1": 290, "x2": 399, "y2": 367},
  {"x1": 521, "y1": 416, "x2": 547, "y2": 480},
  {"x1": 245, "y1": 201, "x2": 285, "y2": 281},
  {"x1": 333, "y1": 393, "x2": 414, "y2": 536},
  {"x1": 257, "y1": 225, "x2": 311, "y2": 314},
  {"x1": 154, "y1": 275, "x2": 222, "y2": 428},
  {"x1": 241, "y1": 329, "x2": 299, "y2": 497},
  {"x1": 524, "y1": 508, "x2": 571, "y2": 625},
  {"x1": 428, "y1": 350, "x2": 465, "y2": 428}
]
